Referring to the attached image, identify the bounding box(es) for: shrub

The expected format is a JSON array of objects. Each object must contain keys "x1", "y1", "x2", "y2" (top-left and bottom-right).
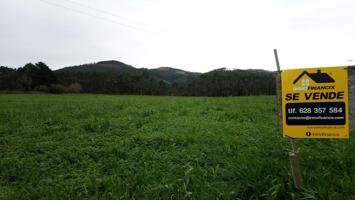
[
  {"x1": 49, "y1": 84, "x2": 65, "y2": 94},
  {"x1": 65, "y1": 83, "x2": 82, "y2": 93},
  {"x1": 34, "y1": 85, "x2": 49, "y2": 93}
]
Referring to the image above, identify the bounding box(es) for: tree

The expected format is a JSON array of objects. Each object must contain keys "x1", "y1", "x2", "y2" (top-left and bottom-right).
[
  {"x1": 30, "y1": 62, "x2": 57, "y2": 87},
  {"x1": 15, "y1": 62, "x2": 57, "y2": 90},
  {"x1": 0, "y1": 66, "x2": 19, "y2": 90}
]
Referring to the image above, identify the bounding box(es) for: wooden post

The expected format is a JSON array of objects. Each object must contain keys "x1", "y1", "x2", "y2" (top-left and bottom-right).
[
  {"x1": 274, "y1": 49, "x2": 282, "y2": 134},
  {"x1": 274, "y1": 49, "x2": 303, "y2": 190},
  {"x1": 289, "y1": 139, "x2": 303, "y2": 190},
  {"x1": 349, "y1": 66, "x2": 355, "y2": 131}
]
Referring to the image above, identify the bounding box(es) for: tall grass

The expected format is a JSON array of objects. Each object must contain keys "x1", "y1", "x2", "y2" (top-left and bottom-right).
[{"x1": 0, "y1": 94, "x2": 353, "y2": 199}]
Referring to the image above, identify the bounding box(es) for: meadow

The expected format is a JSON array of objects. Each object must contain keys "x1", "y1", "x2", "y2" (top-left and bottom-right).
[{"x1": 0, "y1": 94, "x2": 354, "y2": 199}]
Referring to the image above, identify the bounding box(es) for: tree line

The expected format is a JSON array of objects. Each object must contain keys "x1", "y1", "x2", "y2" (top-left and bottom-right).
[
  {"x1": 0, "y1": 62, "x2": 82, "y2": 93},
  {"x1": 0, "y1": 62, "x2": 276, "y2": 96}
]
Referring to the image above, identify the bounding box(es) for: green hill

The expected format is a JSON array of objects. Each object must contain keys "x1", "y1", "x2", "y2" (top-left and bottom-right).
[
  {"x1": 56, "y1": 60, "x2": 139, "y2": 75},
  {"x1": 56, "y1": 61, "x2": 200, "y2": 85},
  {"x1": 149, "y1": 67, "x2": 200, "y2": 84},
  {"x1": 1, "y1": 60, "x2": 277, "y2": 96}
]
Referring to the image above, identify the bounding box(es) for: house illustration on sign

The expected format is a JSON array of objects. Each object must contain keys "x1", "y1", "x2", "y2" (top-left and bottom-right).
[{"x1": 293, "y1": 70, "x2": 335, "y2": 85}]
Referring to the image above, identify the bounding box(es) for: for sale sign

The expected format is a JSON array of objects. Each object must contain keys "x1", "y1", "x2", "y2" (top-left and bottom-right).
[{"x1": 281, "y1": 67, "x2": 349, "y2": 139}]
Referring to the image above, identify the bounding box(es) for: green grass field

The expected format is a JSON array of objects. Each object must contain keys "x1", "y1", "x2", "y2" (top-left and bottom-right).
[{"x1": 0, "y1": 94, "x2": 354, "y2": 199}]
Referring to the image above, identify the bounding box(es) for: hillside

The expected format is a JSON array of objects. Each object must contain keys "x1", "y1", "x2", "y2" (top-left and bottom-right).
[
  {"x1": 56, "y1": 60, "x2": 139, "y2": 75},
  {"x1": 1, "y1": 60, "x2": 277, "y2": 96},
  {"x1": 56, "y1": 61, "x2": 200, "y2": 85},
  {"x1": 188, "y1": 68, "x2": 276, "y2": 96},
  {"x1": 149, "y1": 67, "x2": 200, "y2": 84}
]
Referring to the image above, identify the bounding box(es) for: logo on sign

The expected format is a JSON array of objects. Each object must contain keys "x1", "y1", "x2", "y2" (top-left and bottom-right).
[{"x1": 292, "y1": 70, "x2": 335, "y2": 91}]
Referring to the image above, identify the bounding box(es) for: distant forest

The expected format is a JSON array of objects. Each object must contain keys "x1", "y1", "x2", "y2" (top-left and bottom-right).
[{"x1": 0, "y1": 61, "x2": 276, "y2": 96}]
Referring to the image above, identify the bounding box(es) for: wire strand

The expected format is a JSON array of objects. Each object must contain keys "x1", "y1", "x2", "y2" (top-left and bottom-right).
[
  {"x1": 37, "y1": 0, "x2": 178, "y2": 41},
  {"x1": 61, "y1": 0, "x2": 159, "y2": 30}
]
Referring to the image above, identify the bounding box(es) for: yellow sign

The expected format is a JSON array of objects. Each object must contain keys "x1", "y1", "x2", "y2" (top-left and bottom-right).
[{"x1": 281, "y1": 66, "x2": 349, "y2": 139}]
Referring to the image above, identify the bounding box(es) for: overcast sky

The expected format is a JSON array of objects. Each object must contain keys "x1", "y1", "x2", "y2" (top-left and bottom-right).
[{"x1": 1, "y1": 0, "x2": 355, "y2": 72}]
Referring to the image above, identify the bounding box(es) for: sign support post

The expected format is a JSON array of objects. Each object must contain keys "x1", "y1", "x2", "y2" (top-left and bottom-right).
[
  {"x1": 274, "y1": 49, "x2": 282, "y2": 132},
  {"x1": 289, "y1": 138, "x2": 303, "y2": 190},
  {"x1": 273, "y1": 49, "x2": 303, "y2": 190}
]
